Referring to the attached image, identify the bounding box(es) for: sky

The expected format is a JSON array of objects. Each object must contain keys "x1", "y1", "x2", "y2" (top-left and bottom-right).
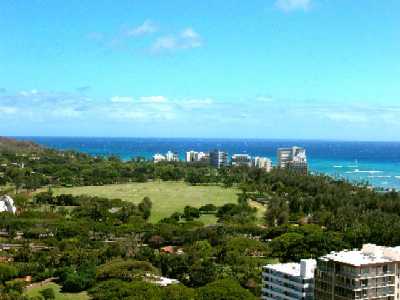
[{"x1": 0, "y1": 0, "x2": 399, "y2": 140}]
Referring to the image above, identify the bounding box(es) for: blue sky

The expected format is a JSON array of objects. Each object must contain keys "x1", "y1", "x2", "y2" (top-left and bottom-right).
[{"x1": 0, "y1": 0, "x2": 399, "y2": 140}]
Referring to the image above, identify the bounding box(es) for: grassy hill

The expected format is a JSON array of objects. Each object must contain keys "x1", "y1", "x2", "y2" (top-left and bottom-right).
[{"x1": 0, "y1": 136, "x2": 44, "y2": 153}]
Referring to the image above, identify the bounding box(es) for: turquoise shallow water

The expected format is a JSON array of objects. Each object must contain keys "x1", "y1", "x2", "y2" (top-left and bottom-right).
[{"x1": 15, "y1": 137, "x2": 400, "y2": 190}]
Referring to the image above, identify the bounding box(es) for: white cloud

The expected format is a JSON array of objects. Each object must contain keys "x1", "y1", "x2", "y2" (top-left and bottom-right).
[
  {"x1": 275, "y1": 0, "x2": 312, "y2": 12},
  {"x1": 126, "y1": 20, "x2": 158, "y2": 36},
  {"x1": 325, "y1": 112, "x2": 368, "y2": 123},
  {"x1": 178, "y1": 98, "x2": 214, "y2": 109},
  {"x1": 19, "y1": 89, "x2": 39, "y2": 96},
  {"x1": 180, "y1": 28, "x2": 202, "y2": 49},
  {"x1": 151, "y1": 27, "x2": 202, "y2": 53},
  {"x1": 110, "y1": 96, "x2": 134, "y2": 103},
  {"x1": 140, "y1": 96, "x2": 168, "y2": 103},
  {"x1": 151, "y1": 36, "x2": 177, "y2": 51}
]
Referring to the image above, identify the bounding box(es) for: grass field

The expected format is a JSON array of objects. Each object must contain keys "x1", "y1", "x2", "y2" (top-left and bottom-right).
[
  {"x1": 24, "y1": 282, "x2": 89, "y2": 300},
  {"x1": 53, "y1": 181, "x2": 243, "y2": 223}
]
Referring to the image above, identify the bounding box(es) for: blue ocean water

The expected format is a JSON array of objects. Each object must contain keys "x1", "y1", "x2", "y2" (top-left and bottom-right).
[{"x1": 15, "y1": 137, "x2": 400, "y2": 190}]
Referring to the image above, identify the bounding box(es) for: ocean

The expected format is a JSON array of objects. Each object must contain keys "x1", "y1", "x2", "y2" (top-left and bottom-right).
[{"x1": 15, "y1": 137, "x2": 400, "y2": 190}]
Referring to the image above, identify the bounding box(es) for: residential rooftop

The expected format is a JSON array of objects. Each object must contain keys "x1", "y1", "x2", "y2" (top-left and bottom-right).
[
  {"x1": 320, "y1": 244, "x2": 400, "y2": 266},
  {"x1": 264, "y1": 259, "x2": 316, "y2": 279}
]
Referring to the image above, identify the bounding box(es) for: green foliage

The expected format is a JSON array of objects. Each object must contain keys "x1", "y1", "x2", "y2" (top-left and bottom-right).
[
  {"x1": 162, "y1": 284, "x2": 195, "y2": 300},
  {"x1": 39, "y1": 287, "x2": 55, "y2": 300},
  {"x1": 138, "y1": 197, "x2": 152, "y2": 221},
  {"x1": 88, "y1": 280, "x2": 162, "y2": 300},
  {"x1": 96, "y1": 259, "x2": 160, "y2": 282},
  {"x1": 0, "y1": 264, "x2": 18, "y2": 283},
  {"x1": 196, "y1": 279, "x2": 258, "y2": 300},
  {"x1": 183, "y1": 206, "x2": 200, "y2": 221}
]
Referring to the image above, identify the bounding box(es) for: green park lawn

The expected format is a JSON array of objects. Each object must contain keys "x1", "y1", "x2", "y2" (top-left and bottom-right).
[
  {"x1": 52, "y1": 181, "x2": 249, "y2": 223},
  {"x1": 24, "y1": 282, "x2": 89, "y2": 300}
]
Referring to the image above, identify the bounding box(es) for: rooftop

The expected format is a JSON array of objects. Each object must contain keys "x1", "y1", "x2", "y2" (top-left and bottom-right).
[
  {"x1": 265, "y1": 259, "x2": 316, "y2": 279},
  {"x1": 320, "y1": 244, "x2": 400, "y2": 266}
]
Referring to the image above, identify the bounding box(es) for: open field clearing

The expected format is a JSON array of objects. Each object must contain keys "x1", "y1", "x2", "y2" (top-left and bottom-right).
[
  {"x1": 52, "y1": 181, "x2": 243, "y2": 223},
  {"x1": 24, "y1": 282, "x2": 89, "y2": 300}
]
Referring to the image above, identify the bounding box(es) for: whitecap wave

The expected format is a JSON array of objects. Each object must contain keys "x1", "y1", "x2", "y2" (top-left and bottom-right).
[{"x1": 353, "y1": 169, "x2": 383, "y2": 174}]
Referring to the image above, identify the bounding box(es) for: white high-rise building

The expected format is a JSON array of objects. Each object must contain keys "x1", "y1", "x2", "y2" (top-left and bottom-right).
[
  {"x1": 209, "y1": 150, "x2": 228, "y2": 168},
  {"x1": 262, "y1": 259, "x2": 316, "y2": 300},
  {"x1": 277, "y1": 146, "x2": 308, "y2": 174},
  {"x1": 165, "y1": 151, "x2": 179, "y2": 162},
  {"x1": 153, "y1": 153, "x2": 166, "y2": 163},
  {"x1": 231, "y1": 154, "x2": 252, "y2": 167},
  {"x1": 315, "y1": 244, "x2": 400, "y2": 300},
  {"x1": 186, "y1": 151, "x2": 199, "y2": 162},
  {"x1": 198, "y1": 152, "x2": 209, "y2": 162},
  {"x1": 254, "y1": 157, "x2": 272, "y2": 172}
]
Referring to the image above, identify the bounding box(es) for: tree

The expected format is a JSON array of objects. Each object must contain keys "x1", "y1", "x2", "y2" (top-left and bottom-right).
[
  {"x1": 196, "y1": 279, "x2": 258, "y2": 300},
  {"x1": 139, "y1": 197, "x2": 152, "y2": 220},
  {"x1": 264, "y1": 196, "x2": 289, "y2": 227},
  {"x1": 183, "y1": 206, "x2": 200, "y2": 221},
  {"x1": 199, "y1": 204, "x2": 217, "y2": 214},
  {"x1": 96, "y1": 259, "x2": 160, "y2": 282},
  {"x1": 162, "y1": 284, "x2": 195, "y2": 300},
  {"x1": 40, "y1": 288, "x2": 55, "y2": 300},
  {"x1": 0, "y1": 264, "x2": 17, "y2": 283},
  {"x1": 89, "y1": 280, "x2": 162, "y2": 300}
]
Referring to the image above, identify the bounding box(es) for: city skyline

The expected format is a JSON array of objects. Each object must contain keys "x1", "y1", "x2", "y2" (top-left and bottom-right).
[{"x1": 0, "y1": 0, "x2": 399, "y2": 140}]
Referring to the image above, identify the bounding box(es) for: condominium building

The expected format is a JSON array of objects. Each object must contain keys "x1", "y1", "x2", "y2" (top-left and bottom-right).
[
  {"x1": 262, "y1": 259, "x2": 316, "y2": 300},
  {"x1": 315, "y1": 244, "x2": 400, "y2": 300},
  {"x1": 165, "y1": 151, "x2": 179, "y2": 162},
  {"x1": 209, "y1": 150, "x2": 228, "y2": 168},
  {"x1": 153, "y1": 153, "x2": 166, "y2": 163},
  {"x1": 198, "y1": 152, "x2": 209, "y2": 163},
  {"x1": 254, "y1": 156, "x2": 272, "y2": 172},
  {"x1": 186, "y1": 151, "x2": 209, "y2": 163},
  {"x1": 231, "y1": 154, "x2": 252, "y2": 167},
  {"x1": 186, "y1": 151, "x2": 199, "y2": 162},
  {"x1": 277, "y1": 147, "x2": 308, "y2": 174}
]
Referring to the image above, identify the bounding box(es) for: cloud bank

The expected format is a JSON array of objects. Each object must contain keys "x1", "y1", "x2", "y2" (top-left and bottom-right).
[{"x1": 1, "y1": 89, "x2": 400, "y2": 140}]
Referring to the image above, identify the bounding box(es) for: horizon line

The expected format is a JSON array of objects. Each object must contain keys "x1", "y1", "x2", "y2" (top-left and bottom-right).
[{"x1": 8, "y1": 135, "x2": 400, "y2": 144}]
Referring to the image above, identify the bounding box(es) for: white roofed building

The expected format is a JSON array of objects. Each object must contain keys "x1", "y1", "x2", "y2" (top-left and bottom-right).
[
  {"x1": 315, "y1": 244, "x2": 400, "y2": 300},
  {"x1": 165, "y1": 151, "x2": 179, "y2": 162},
  {"x1": 231, "y1": 154, "x2": 252, "y2": 167},
  {"x1": 254, "y1": 157, "x2": 272, "y2": 172},
  {"x1": 262, "y1": 259, "x2": 316, "y2": 300},
  {"x1": 0, "y1": 195, "x2": 17, "y2": 214},
  {"x1": 153, "y1": 153, "x2": 166, "y2": 163}
]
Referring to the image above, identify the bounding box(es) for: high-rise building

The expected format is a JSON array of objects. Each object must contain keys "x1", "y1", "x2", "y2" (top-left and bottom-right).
[
  {"x1": 262, "y1": 259, "x2": 316, "y2": 300},
  {"x1": 186, "y1": 151, "x2": 199, "y2": 162},
  {"x1": 254, "y1": 157, "x2": 272, "y2": 172},
  {"x1": 231, "y1": 154, "x2": 252, "y2": 167},
  {"x1": 186, "y1": 151, "x2": 209, "y2": 163},
  {"x1": 209, "y1": 150, "x2": 228, "y2": 168},
  {"x1": 198, "y1": 152, "x2": 209, "y2": 163},
  {"x1": 153, "y1": 153, "x2": 166, "y2": 163},
  {"x1": 315, "y1": 244, "x2": 400, "y2": 300},
  {"x1": 277, "y1": 146, "x2": 308, "y2": 174},
  {"x1": 165, "y1": 151, "x2": 179, "y2": 162}
]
